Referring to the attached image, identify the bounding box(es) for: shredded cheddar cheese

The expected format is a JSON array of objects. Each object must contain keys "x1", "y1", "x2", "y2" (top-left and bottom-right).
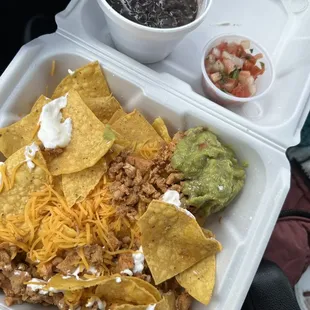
[
  {"x1": 50, "y1": 60, "x2": 56, "y2": 77},
  {"x1": 0, "y1": 176, "x2": 136, "y2": 270}
]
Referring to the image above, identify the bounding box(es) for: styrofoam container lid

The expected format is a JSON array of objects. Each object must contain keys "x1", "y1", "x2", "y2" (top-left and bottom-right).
[{"x1": 0, "y1": 33, "x2": 290, "y2": 310}]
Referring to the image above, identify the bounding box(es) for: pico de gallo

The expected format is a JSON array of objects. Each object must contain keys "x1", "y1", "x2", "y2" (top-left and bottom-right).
[{"x1": 204, "y1": 40, "x2": 265, "y2": 98}]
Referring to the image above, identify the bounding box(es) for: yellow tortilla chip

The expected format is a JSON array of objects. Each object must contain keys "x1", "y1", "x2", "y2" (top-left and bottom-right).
[
  {"x1": 62, "y1": 157, "x2": 107, "y2": 207},
  {"x1": 163, "y1": 292, "x2": 176, "y2": 310},
  {"x1": 0, "y1": 95, "x2": 50, "y2": 158},
  {"x1": 111, "y1": 110, "x2": 163, "y2": 154},
  {"x1": 51, "y1": 61, "x2": 120, "y2": 123},
  {"x1": 113, "y1": 298, "x2": 169, "y2": 310},
  {"x1": 52, "y1": 61, "x2": 110, "y2": 99},
  {"x1": 43, "y1": 274, "x2": 107, "y2": 291},
  {"x1": 108, "y1": 108, "x2": 127, "y2": 125},
  {"x1": 176, "y1": 255, "x2": 216, "y2": 306},
  {"x1": 138, "y1": 200, "x2": 222, "y2": 284},
  {"x1": 0, "y1": 145, "x2": 50, "y2": 215},
  {"x1": 52, "y1": 175, "x2": 63, "y2": 195},
  {"x1": 152, "y1": 117, "x2": 171, "y2": 143},
  {"x1": 46, "y1": 90, "x2": 115, "y2": 176},
  {"x1": 95, "y1": 276, "x2": 157, "y2": 305},
  {"x1": 84, "y1": 96, "x2": 121, "y2": 124},
  {"x1": 128, "y1": 277, "x2": 161, "y2": 302}
]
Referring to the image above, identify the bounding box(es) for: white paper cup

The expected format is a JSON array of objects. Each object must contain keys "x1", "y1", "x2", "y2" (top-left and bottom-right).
[
  {"x1": 97, "y1": 0, "x2": 213, "y2": 64},
  {"x1": 201, "y1": 34, "x2": 275, "y2": 106}
]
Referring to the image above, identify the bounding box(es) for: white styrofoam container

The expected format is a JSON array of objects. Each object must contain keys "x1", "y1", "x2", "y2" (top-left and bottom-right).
[
  {"x1": 0, "y1": 32, "x2": 290, "y2": 310},
  {"x1": 54, "y1": 0, "x2": 310, "y2": 149},
  {"x1": 96, "y1": 0, "x2": 213, "y2": 64}
]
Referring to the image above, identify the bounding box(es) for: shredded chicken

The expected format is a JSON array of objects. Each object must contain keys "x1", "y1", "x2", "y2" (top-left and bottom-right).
[
  {"x1": 108, "y1": 141, "x2": 184, "y2": 219},
  {"x1": 176, "y1": 291, "x2": 192, "y2": 310}
]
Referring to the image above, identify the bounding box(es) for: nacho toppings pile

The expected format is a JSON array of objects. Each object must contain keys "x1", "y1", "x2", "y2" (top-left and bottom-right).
[{"x1": 0, "y1": 62, "x2": 246, "y2": 310}]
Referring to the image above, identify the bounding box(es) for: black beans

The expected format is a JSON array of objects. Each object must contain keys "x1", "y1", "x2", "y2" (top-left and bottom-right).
[{"x1": 106, "y1": 0, "x2": 198, "y2": 28}]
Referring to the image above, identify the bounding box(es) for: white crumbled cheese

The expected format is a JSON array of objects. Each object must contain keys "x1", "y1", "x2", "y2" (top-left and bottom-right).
[
  {"x1": 86, "y1": 297, "x2": 106, "y2": 309},
  {"x1": 121, "y1": 269, "x2": 133, "y2": 276},
  {"x1": 14, "y1": 270, "x2": 22, "y2": 276},
  {"x1": 61, "y1": 275, "x2": 71, "y2": 279},
  {"x1": 38, "y1": 94, "x2": 72, "y2": 149},
  {"x1": 68, "y1": 69, "x2": 75, "y2": 75},
  {"x1": 88, "y1": 266, "x2": 100, "y2": 277},
  {"x1": 162, "y1": 190, "x2": 195, "y2": 219},
  {"x1": 162, "y1": 190, "x2": 181, "y2": 207},
  {"x1": 27, "y1": 278, "x2": 46, "y2": 292},
  {"x1": 47, "y1": 287, "x2": 63, "y2": 294},
  {"x1": 115, "y1": 277, "x2": 122, "y2": 283},
  {"x1": 24, "y1": 143, "x2": 40, "y2": 170},
  {"x1": 71, "y1": 266, "x2": 81, "y2": 280},
  {"x1": 146, "y1": 305, "x2": 156, "y2": 310},
  {"x1": 132, "y1": 246, "x2": 144, "y2": 274},
  {"x1": 218, "y1": 185, "x2": 224, "y2": 191}
]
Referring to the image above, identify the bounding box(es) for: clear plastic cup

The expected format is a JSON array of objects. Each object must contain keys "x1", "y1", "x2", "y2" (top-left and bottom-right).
[
  {"x1": 97, "y1": 0, "x2": 213, "y2": 64},
  {"x1": 201, "y1": 34, "x2": 275, "y2": 106}
]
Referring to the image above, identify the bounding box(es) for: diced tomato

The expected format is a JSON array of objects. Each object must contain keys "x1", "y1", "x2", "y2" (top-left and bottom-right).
[
  {"x1": 217, "y1": 42, "x2": 228, "y2": 52},
  {"x1": 242, "y1": 60, "x2": 254, "y2": 71},
  {"x1": 250, "y1": 65, "x2": 264, "y2": 79},
  {"x1": 236, "y1": 45, "x2": 245, "y2": 58},
  {"x1": 231, "y1": 84, "x2": 251, "y2": 98},
  {"x1": 214, "y1": 82, "x2": 221, "y2": 89}
]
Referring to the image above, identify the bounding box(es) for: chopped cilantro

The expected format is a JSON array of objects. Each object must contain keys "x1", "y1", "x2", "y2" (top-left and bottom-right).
[
  {"x1": 230, "y1": 68, "x2": 240, "y2": 80},
  {"x1": 260, "y1": 62, "x2": 265, "y2": 69}
]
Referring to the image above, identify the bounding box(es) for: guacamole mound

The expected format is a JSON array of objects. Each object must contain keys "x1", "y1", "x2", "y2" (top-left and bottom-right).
[{"x1": 171, "y1": 127, "x2": 246, "y2": 216}]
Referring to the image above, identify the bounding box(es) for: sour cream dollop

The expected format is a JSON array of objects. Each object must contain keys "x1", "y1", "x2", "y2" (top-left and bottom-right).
[{"x1": 38, "y1": 94, "x2": 72, "y2": 149}]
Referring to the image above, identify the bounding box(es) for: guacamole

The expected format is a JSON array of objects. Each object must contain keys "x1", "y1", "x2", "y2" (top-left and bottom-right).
[{"x1": 171, "y1": 127, "x2": 246, "y2": 216}]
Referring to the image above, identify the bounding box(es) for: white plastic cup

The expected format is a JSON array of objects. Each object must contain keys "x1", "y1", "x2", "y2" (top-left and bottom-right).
[
  {"x1": 97, "y1": 0, "x2": 213, "y2": 64},
  {"x1": 201, "y1": 34, "x2": 275, "y2": 106}
]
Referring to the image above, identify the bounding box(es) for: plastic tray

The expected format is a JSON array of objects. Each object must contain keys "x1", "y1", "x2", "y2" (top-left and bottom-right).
[
  {"x1": 0, "y1": 31, "x2": 290, "y2": 310},
  {"x1": 55, "y1": 0, "x2": 310, "y2": 149}
]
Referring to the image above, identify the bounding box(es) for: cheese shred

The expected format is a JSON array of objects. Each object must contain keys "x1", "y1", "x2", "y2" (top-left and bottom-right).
[{"x1": 0, "y1": 176, "x2": 136, "y2": 268}]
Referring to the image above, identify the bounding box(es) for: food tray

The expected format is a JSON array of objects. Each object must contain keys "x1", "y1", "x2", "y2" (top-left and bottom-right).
[
  {"x1": 0, "y1": 31, "x2": 290, "y2": 309},
  {"x1": 55, "y1": 0, "x2": 310, "y2": 149}
]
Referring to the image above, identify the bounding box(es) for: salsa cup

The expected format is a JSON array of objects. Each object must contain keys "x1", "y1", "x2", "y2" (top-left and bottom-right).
[
  {"x1": 201, "y1": 33, "x2": 275, "y2": 106},
  {"x1": 97, "y1": 0, "x2": 213, "y2": 64}
]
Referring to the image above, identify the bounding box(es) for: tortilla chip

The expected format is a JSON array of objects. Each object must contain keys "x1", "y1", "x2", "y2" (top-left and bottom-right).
[
  {"x1": 152, "y1": 117, "x2": 171, "y2": 143},
  {"x1": 52, "y1": 61, "x2": 110, "y2": 99},
  {"x1": 46, "y1": 90, "x2": 115, "y2": 176},
  {"x1": 108, "y1": 108, "x2": 127, "y2": 125},
  {"x1": 52, "y1": 175, "x2": 63, "y2": 195},
  {"x1": 128, "y1": 277, "x2": 161, "y2": 302},
  {"x1": 43, "y1": 274, "x2": 107, "y2": 291},
  {"x1": 0, "y1": 145, "x2": 49, "y2": 215},
  {"x1": 62, "y1": 157, "x2": 107, "y2": 207},
  {"x1": 83, "y1": 96, "x2": 121, "y2": 124},
  {"x1": 138, "y1": 200, "x2": 222, "y2": 284},
  {"x1": 176, "y1": 255, "x2": 216, "y2": 306},
  {"x1": 0, "y1": 95, "x2": 50, "y2": 158},
  {"x1": 111, "y1": 110, "x2": 163, "y2": 154},
  {"x1": 113, "y1": 298, "x2": 169, "y2": 310},
  {"x1": 163, "y1": 292, "x2": 176, "y2": 310},
  {"x1": 51, "y1": 62, "x2": 120, "y2": 123},
  {"x1": 95, "y1": 277, "x2": 157, "y2": 305}
]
